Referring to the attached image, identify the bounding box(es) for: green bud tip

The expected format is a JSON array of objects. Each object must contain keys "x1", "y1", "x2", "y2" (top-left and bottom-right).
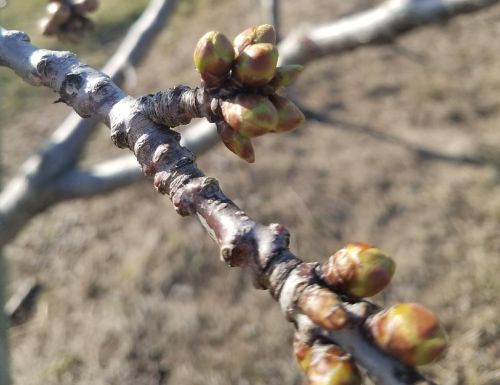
[
  {"x1": 322, "y1": 242, "x2": 395, "y2": 298},
  {"x1": 269, "y1": 64, "x2": 304, "y2": 88},
  {"x1": 269, "y1": 95, "x2": 305, "y2": 133},
  {"x1": 369, "y1": 303, "x2": 447, "y2": 366},
  {"x1": 194, "y1": 31, "x2": 235, "y2": 88},
  {"x1": 232, "y1": 43, "x2": 279, "y2": 87},
  {"x1": 233, "y1": 24, "x2": 276, "y2": 56},
  {"x1": 217, "y1": 123, "x2": 255, "y2": 163}
]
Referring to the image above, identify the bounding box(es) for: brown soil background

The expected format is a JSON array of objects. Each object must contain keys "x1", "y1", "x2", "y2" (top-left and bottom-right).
[{"x1": 1, "y1": 1, "x2": 500, "y2": 384}]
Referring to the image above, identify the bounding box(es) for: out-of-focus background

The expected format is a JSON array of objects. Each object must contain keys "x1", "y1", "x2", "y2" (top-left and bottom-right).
[{"x1": 1, "y1": 1, "x2": 500, "y2": 384}]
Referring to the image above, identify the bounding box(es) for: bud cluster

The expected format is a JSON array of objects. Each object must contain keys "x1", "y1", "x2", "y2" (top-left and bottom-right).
[
  {"x1": 290, "y1": 243, "x2": 447, "y2": 384},
  {"x1": 193, "y1": 25, "x2": 305, "y2": 162},
  {"x1": 39, "y1": 0, "x2": 98, "y2": 43}
]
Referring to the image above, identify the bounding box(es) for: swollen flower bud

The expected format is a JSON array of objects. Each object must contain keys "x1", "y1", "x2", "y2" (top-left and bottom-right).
[
  {"x1": 269, "y1": 95, "x2": 305, "y2": 132},
  {"x1": 221, "y1": 94, "x2": 278, "y2": 137},
  {"x1": 233, "y1": 24, "x2": 276, "y2": 56},
  {"x1": 298, "y1": 286, "x2": 348, "y2": 330},
  {"x1": 232, "y1": 43, "x2": 278, "y2": 87},
  {"x1": 321, "y1": 243, "x2": 395, "y2": 298},
  {"x1": 306, "y1": 345, "x2": 362, "y2": 385},
  {"x1": 368, "y1": 303, "x2": 447, "y2": 366},
  {"x1": 217, "y1": 123, "x2": 255, "y2": 163},
  {"x1": 46, "y1": 1, "x2": 71, "y2": 25},
  {"x1": 269, "y1": 64, "x2": 304, "y2": 88},
  {"x1": 193, "y1": 31, "x2": 235, "y2": 88}
]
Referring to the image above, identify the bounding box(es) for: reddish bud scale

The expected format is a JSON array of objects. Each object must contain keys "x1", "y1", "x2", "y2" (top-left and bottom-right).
[
  {"x1": 233, "y1": 24, "x2": 276, "y2": 56},
  {"x1": 293, "y1": 334, "x2": 313, "y2": 372},
  {"x1": 217, "y1": 123, "x2": 255, "y2": 163},
  {"x1": 194, "y1": 31, "x2": 235, "y2": 88},
  {"x1": 298, "y1": 286, "x2": 348, "y2": 331},
  {"x1": 232, "y1": 43, "x2": 279, "y2": 87},
  {"x1": 221, "y1": 94, "x2": 278, "y2": 137},
  {"x1": 368, "y1": 303, "x2": 447, "y2": 366},
  {"x1": 306, "y1": 345, "x2": 362, "y2": 385},
  {"x1": 322, "y1": 243, "x2": 395, "y2": 298},
  {"x1": 269, "y1": 95, "x2": 305, "y2": 132},
  {"x1": 269, "y1": 64, "x2": 304, "y2": 88}
]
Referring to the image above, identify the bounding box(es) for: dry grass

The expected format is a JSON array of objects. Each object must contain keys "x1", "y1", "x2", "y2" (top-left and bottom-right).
[{"x1": 1, "y1": 1, "x2": 500, "y2": 384}]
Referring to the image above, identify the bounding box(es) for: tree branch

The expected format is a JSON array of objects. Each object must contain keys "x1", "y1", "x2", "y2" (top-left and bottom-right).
[
  {"x1": 101, "y1": 0, "x2": 174, "y2": 86},
  {"x1": 0, "y1": 0, "x2": 174, "y2": 247},
  {"x1": 278, "y1": 0, "x2": 500, "y2": 65},
  {"x1": 53, "y1": 155, "x2": 142, "y2": 199},
  {"x1": 51, "y1": 119, "x2": 222, "y2": 199},
  {"x1": 0, "y1": 26, "x2": 438, "y2": 385}
]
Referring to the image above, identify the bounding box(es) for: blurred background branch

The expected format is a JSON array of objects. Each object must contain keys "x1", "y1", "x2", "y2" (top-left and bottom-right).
[
  {"x1": 0, "y1": 0, "x2": 174, "y2": 248},
  {"x1": 260, "y1": 0, "x2": 280, "y2": 42}
]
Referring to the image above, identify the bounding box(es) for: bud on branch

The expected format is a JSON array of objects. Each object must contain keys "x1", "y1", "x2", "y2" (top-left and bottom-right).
[
  {"x1": 40, "y1": 0, "x2": 99, "y2": 43},
  {"x1": 294, "y1": 337, "x2": 362, "y2": 385},
  {"x1": 319, "y1": 242, "x2": 396, "y2": 298},
  {"x1": 368, "y1": 303, "x2": 447, "y2": 366},
  {"x1": 0, "y1": 24, "x2": 446, "y2": 385},
  {"x1": 190, "y1": 24, "x2": 305, "y2": 161}
]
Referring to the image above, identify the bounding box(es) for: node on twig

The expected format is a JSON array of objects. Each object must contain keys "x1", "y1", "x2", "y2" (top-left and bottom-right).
[{"x1": 193, "y1": 24, "x2": 305, "y2": 162}]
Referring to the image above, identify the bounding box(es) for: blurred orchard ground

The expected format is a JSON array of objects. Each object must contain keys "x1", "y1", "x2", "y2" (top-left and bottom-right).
[{"x1": 1, "y1": 0, "x2": 500, "y2": 384}]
